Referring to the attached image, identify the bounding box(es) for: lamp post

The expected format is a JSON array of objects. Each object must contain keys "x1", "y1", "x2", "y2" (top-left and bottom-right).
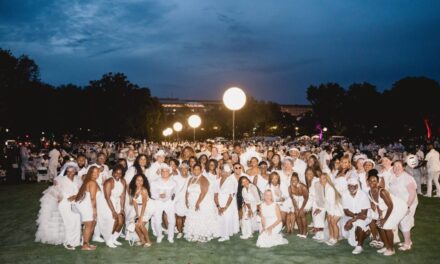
[
  {"x1": 173, "y1": 122, "x2": 183, "y2": 140},
  {"x1": 223, "y1": 87, "x2": 246, "y2": 142},
  {"x1": 187, "y1": 115, "x2": 201, "y2": 141}
]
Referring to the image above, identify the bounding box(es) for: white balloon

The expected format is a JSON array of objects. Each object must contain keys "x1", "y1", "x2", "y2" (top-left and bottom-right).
[
  {"x1": 188, "y1": 115, "x2": 201, "y2": 128},
  {"x1": 173, "y1": 122, "x2": 183, "y2": 132},
  {"x1": 223, "y1": 87, "x2": 246, "y2": 111}
]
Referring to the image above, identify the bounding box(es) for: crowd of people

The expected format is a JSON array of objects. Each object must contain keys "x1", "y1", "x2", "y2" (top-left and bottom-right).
[{"x1": 32, "y1": 138, "x2": 439, "y2": 256}]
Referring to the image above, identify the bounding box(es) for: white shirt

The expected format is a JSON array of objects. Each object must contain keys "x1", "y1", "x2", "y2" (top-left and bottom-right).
[
  {"x1": 293, "y1": 158, "x2": 307, "y2": 184},
  {"x1": 342, "y1": 190, "x2": 370, "y2": 214},
  {"x1": 425, "y1": 149, "x2": 440, "y2": 172},
  {"x1": 48, "y1": 149, "x2": 60, "y2": 165},
  {"x1": 148, "y1": 162, "x2": 163, "y2": 183},
  {"x1": 151, "y1": 177, "x2": 177, "y2": 202}
]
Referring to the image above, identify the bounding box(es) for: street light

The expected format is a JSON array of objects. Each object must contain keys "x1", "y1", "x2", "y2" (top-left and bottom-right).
[
  {"x1": 188, "y1": 114, "x2": 201, "y2": 141},
  {"x1": 162, "y1": 127, "x2": 173, "y2": 141},
  {"x1": 323, "y1": 127, "x2": 328, "y2": 132},
  {"x1": 173, "y1": 122, "x2": 183, "y2": 140},
  {"x1": 223, "y1": 87, "x2": 246, "y2": 142}
]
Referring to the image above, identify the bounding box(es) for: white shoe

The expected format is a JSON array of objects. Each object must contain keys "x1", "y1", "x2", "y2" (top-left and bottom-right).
[
  {"x1": 352, "y1": 246, "x2": 363, "y2": 255},
  {"x1": 383, "y1": 250, "x2": 395, "y2": 256},
  {"x1": 106, "y1": 242, "x2": 117, "y2": 248},
  {"x1": 240, "y1": 235, "x2": 250, "y2": 240},
  {"x1": 377, "y1": 247, "x2": 387, "y2": 254},
  {"x1": 92, "y1": 236, "x2": 105, "y2": 243},
  {"x1": 113, "y1": 239, "x2": 122, "y2": 246},
  {"x1": 424, "y1": 194, "x2": 432, "y2": 197},
  {"x1": 218, "y1": 237, "x2": 230, "y2": 242},
  {"x1": 168, "y1": 238, "x2": 174, "y2": 244},
  {"x1": 157, "y1": 236, "x2": 163, "y2": 243},
  {"x1": 325, "y1": 239, "x2": 337, "y2": 246},
  {"x1": 176, "y1": 233, "x2": 183, "y2": 239}
]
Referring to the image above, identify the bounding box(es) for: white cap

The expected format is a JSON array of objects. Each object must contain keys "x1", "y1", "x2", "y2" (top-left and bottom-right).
[
  {"x1": 347, "y1": 178, "x2": 359, "y2": 186},
  {"x1": 154, "y1": 149, "x2": 166, "y2": 158}
]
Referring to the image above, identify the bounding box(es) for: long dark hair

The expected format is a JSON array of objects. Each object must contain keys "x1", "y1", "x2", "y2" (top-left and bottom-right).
[
  {"x1": 75, "y1": 166, "x2": 99, "y2": 202},
  {"x1": 269, "y1": 154, "x2": 282, "y2": 171},
  {"x1": 129, "y1": 173, "x2": 151, "y2": 198},
  {"x1": 206, "y1": 159, "x2": 218, "y2": 173},
  {"x1": 133, "y1": 154, "x2": 150, "y2": 175},
  {"x1": 236, "y1": 176, "x2": 250, "y2": 210}
]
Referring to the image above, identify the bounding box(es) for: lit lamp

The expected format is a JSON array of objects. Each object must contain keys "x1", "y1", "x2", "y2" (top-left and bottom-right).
[
  {"x1": 162, "y1": 127, "x2": 173, "y2": 141},
  {"x1": 223, "y1": 87, "x2": 246, "y2": 142},
  {"x1": 187, "y1": 114, "x2": 201, "y2": 141},
  {"x1": 173, "y1": 122, "x2": 183, "y2": 140}
]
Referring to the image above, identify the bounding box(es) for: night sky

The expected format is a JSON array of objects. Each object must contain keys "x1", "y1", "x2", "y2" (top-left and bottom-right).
[{"x1": 1, "y1": 0, "x2": 439, "y2": 104}]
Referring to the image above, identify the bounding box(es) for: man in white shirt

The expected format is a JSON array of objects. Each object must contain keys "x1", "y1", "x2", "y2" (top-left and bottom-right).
[
  {"x1": 289, "y1": 148, "x2": 307, "y2": 184},
  {"x1": 342, "y1": 178, "x2": 371, "y2": 255},
  {"x1": 151, "y1": 164, "x2": 177, "y2": 243},
  {"x1": 148, "y1": 150, "x2": 166, "y2": 183},
  {"x1": 424, "y1": 143, "x2": 440, "y2": 197}
]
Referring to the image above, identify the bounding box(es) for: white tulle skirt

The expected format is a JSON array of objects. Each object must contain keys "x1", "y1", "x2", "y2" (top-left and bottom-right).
[
  {"x1": 35, "y1": 187, "x2": 65, "y2": 245},
  {"x1": 184, "y1": 194, "x2": 220, "y2": 242}
]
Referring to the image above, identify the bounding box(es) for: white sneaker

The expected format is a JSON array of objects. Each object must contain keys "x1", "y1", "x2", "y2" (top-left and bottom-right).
[
  {"x1": 176, "y1": 233, "x2": 183, "y2": 239},
  {"x1": 92, "y1": 236, "x2": 105, "y2": 243},
  {"x1": 377, "y1": 247, "x2": 387, "y2": 254},
  {"x1": 240, "y1": 235, "x2": 250, "y2": 240},
  {"x1": 113, "y1": 239, "x2": 122, "y2": 246},
  {"x1": 106, "y1": 242, "x2": 117, "y2": 248},
  {"x1": 157, "y1": 236, "x2": 163, "y2": 243},
  {"x1": 168, "y1": 238, "x2": 174, "y2": 244},
  {"x1": 218, "y1": 237, "x2": 230, "y2": 242},
  {"x1": 352, "y1": 246, "x2": 363, "y2": 255},
  {"x1": 383, "y1": 250, "x2": 395, "y2": 256},
  {"x1": 325, "y1": 239, "x2": 336, "y2": 246}
]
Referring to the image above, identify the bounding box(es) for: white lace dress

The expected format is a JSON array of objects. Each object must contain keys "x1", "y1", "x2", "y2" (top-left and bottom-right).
[
  {"x1": 256, "y1": 202, "x2": 288, "y2": 248},
  {"x1": 184, "y1": 176, "x2": 220, "y2": 242}
]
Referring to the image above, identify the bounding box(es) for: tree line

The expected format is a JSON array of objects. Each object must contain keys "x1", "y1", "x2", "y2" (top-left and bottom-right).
[{"x1": 1, "y1": 48, "x2": 439, "y2": 142}]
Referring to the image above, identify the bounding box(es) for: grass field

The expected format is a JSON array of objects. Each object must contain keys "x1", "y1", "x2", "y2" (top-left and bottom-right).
[{"x1": 0, "y1": 183, "x2": 439, "y2": 264}]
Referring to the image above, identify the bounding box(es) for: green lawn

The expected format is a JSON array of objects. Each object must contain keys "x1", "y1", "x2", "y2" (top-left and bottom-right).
[{"x1": 0, "y1": 184, "x2": 439, "y2": 264}]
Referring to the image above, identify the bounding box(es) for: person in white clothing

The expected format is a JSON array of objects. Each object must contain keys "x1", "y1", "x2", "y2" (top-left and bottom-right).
[
  {"x1": 379, "y1": 155, "x2": 394, "y2": 190},
  {"x1": 238, "y1": 176, "x2": 261, "y2": 239},
  {"x1": 342, "y1": 178, "x2": 371, "y2": 255},
  {"x1": 253, "y1": 161, "x2": 270, "y2": 193},
  {"x1": 256, "y1": 190, "x2": 288, "y2": 248},
  {"x1": 287, "y1": 173, "x2": 309, "y2": 237},
  {"x1": 424, "y1": 143, "x2": 440, "y2": 197},
  {"x1": 48, "y1": 145, "x2": 61, "y2": 181},
  {"x1": 148, "y1": 150, "x2": 166, "y2": 183},
  {"x1": 289, "y1": 148, "x2": 307, "y2": 184},
  {"x1": 214, "y1": 164, "x2": 239, "y2": 241},
  {"x1": 390, "y1": 160, "x2": 418, "y2": 251},
  {"x1": 57, "y1": 163, "x2": 82, "y2": 250},
  {"x1": 98, "y1": 165, "x2": 126, "y2": 248},
  {"x1": 174, "y1": 162, "x2": 191, "y2": 239},
  {"x1": 321, "y1": 173, "x2": 344, "y2": 246},
  {"x1": 151, "y1": 164, "x2": 177, "y2": 243}
]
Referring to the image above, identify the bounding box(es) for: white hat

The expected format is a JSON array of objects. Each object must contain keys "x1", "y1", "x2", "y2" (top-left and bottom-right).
[
  {"x1": 353, "y1": 154, "x2": 367, "y2": 162},
  {"x1": 364, "y1": 159, "x2": 376, "y2": 167},
  {"x1": 154, "y1": 149, "x2": 166, "y2": 158},
  {"x1": 347, "y1": 178, "x2": 359, "y2": 186},
  {"x1": 283, "y1": 156, "x2": 294, "y2": 164},
  {"x1": 289, "y1": 147, "x2": 300, "y2": 153},
  {"x1": 160, "y1": 163, "x2": 171, "y2": 172}
]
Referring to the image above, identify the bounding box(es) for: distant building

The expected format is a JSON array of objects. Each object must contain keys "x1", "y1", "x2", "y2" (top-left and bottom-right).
[{"x1": 159, "y1": 98, "x2": 312, "y2": 117}]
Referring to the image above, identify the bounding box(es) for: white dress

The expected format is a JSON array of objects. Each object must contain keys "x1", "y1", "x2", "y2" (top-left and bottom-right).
[
  {"x1": 76, "y1": 190, "x2": 100, "y2": 222},
  {"x1": 267, "y1": 183, "x2": 290, "y2": 212},
  {"x1": 173, "y1": 174, "x2": 192, "y2": 217},
  {"x1": 97, "y1": 177, "x2": 124, "y2": 242},
  {"x1": 58, "y1": 176, "x2": 81, "y2": 247},
  {"x1": 254, "y1": 174, "x2": 269, "y2": 193},
  {"x1": 368, "y1": 189, "x2": 407, "y2": 230},
  {"x1": 35, "y1": 182, "x2": 65, "y2": 245},
  {"x1": 216, "y1": 175, "x2": 239, "y2": 238},
  {"x1": 241, "y1": 184, "x2": 261, "y2": 237},
  {"x1": 256, "y1": 202, "x2": 288, "y2": 248},
  {"x1": 389, "y1": 172, "x2": 418, "y2": 232},
  {"x1": 184, "y1": 176, "x2": 220, "y2": 242}
]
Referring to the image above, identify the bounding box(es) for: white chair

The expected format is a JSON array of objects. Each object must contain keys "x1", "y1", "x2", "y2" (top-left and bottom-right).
[{"x1": 37, "y1": 166, "x2": 49, "y2": 183}]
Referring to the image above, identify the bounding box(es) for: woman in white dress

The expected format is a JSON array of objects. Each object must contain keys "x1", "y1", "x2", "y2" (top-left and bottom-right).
[
  {"x1": 266, "y1": 171, "x2": 290, "y2": 226},
  {"x1": 214, "y1": 164, "x2": 239, "y2": 241},
  {"x1": 389, "y1": 160, "x2": 418, "y2": 251},
  {"x1": 74, "y1": 166, "x2": 101, "y2": 250},
  {"x1": 98, "y1": 165, "x2": 126, "y2": 248},
  {"x1": 256, "y1": 190, "x2": 288, "y2": 248},
  {"x1": 238, "y1": 176, "x2": 261, "y2": 239},
  {"x1": 130, "y1": 173, "x2": 157, "y2": 247},
  {"x1": 57, "y1": 164, "x2": 82, "y2": 250},
  {"x1": 204, "y1": 159, "x2": 218, "y2": 183},
  {"x1": 367, "y1": 169, "x2": 406, "y2": 256},
  {"x1": 253, "y1": 161, "x2": 270, "y2": 193},
  {"x1": 174, "y1": 162, "x2": 191, "y2": 239},
  {"x1": 184, "y1": 164, "x2": 219, "y2": 242},
  {"x1": 320, "y1": 173, "x2": 343, "y2": 246},
  {"x1": 287, "y1": 173, "x2": 309, "y2": 237}
]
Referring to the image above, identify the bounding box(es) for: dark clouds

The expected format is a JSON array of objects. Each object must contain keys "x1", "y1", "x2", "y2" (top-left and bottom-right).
[{"x1": 1, "y1": 0, "x2": 439, "y2": 103}]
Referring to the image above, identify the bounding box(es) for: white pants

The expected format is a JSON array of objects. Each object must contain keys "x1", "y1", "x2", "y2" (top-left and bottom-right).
[
  {"x1": 153, "y1": 200, "x2": 175, "y2": 240},
  {"x1": 48, "y1": 163, "x2": 58, "y2": 180},
  {"x1": 427, "y1": 171, "x2": 440, "y2": 197},
  {"x1": 58, "y1": 199, "x2": 81, "y2": 247}
]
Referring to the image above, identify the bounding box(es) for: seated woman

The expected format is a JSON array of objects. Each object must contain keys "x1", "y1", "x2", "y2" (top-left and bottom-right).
[{"x1": 256, "y1": 190, "x2": 288, "y2": 248}]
